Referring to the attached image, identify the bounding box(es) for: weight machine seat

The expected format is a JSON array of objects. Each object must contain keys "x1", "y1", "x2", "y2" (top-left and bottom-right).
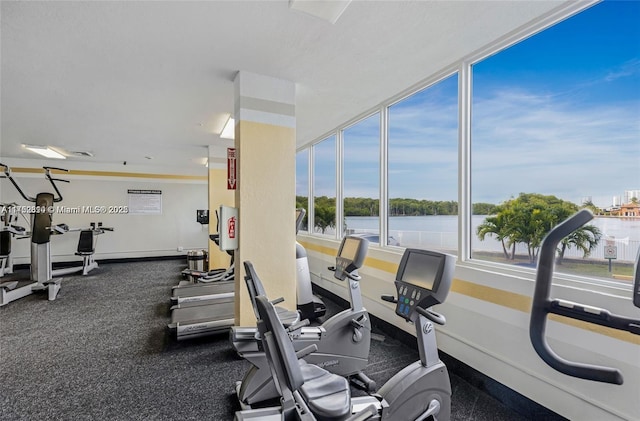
[
  {"x1": 75, "y1": 230, "x2": 95, "y2": 256},
  {"x1": 255, "y1": 295, "x2": 352, "y2": 421}
]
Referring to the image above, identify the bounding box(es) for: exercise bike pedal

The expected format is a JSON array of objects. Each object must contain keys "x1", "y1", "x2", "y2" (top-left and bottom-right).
[{"x1": 349, "y1": 372, "x2": 377, "y2": 393}]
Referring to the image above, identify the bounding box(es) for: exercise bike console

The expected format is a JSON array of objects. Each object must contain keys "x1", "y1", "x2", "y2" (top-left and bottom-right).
[
  {"x1": 334, "y1": 236, "x2": 368, "y2": 281},
  {"x1": 392, "y1": 248, "x2": 455, "y2": 322}
]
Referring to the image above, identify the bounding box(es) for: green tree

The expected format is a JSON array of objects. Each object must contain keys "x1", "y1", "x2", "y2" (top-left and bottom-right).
[
  {"x1": 581, "y1": 199, "x2": 602, "y2": 216},
  {"x1": 476, "y1": 193, "x2": 601, "y2": 264},
  {"x1": 557, "y1": 223, "x2": 601, "y2": 265},
  {"x1": 295, "y1": 196, "x2": 309, "y2": 230},
  {"x1": 473, "y1": 202, "x2": 498, "y2": 215},
  {"x1": 476, "y1": 211, "x2": 516, "y2": 260},
  {"x1": 314, "y1": 196, "x2": 336, "y2": 234}
]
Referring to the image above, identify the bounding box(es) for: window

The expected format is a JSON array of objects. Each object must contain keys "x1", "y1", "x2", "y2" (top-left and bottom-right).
[
  {"x1": 387, "y1": 74, "x2": 459, "y2": 252},
  {"x1": 343, "y1": 113, "x2": 381, "y2": 244},
  {"x1": 296, "y1": 149, "x2": 309, "y2": 232},
  {"x1": 471, "y1": 1, "x2": 640, "y2": 281},
  {"x1": 313, "y1": 136, "x2": 337, "y2": 236}
]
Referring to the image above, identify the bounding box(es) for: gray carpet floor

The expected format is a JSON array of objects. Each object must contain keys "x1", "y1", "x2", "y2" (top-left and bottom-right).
[{"x1": 0, "y1": 259, "x2": 556, "y2": 420}]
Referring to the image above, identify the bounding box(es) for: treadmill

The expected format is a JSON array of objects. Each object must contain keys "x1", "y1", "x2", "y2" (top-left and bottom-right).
[
  {"x1": 171, "y1": 278, "x2": 234, "y2": 304},
  {"x1": 168, "y1": 208, "x2": 300, "y2": 341},
  {"x1": 169, "y1": 287, "x2": 300, "y2": 340}
]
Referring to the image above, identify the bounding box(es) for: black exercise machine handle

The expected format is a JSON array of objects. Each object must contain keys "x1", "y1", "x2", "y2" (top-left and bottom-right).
[
  {"x1": 0, "y1": 163, "x2": 36, "y2": 202},
  {"x1": 529, "y1": 209, "x2": 632, "y2": 385},
  {"x1": 381, "y1": 294, "x2": 397, "y2": 303},
  {"x1": 44, "y1": 167, "x2": 69, "y2": 202},
  {"x1": 286, "y1": 318, "x2": 310, "y2": 333},
  {"x1": 416, "y1": 307, "x2": 446, "y2": 326},
  {"x1": 381, "y1": 294, "x2": 446, "y2": 325},
  {"x1": 43, "y1": 166, "x2": 69, "y2": 172}
]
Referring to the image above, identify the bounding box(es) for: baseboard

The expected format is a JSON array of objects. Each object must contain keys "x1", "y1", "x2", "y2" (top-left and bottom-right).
[{"x1": 12, "y1": 255, "x2": 185, "y2": 271}]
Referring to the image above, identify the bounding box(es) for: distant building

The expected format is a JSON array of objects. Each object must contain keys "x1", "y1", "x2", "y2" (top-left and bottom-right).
[
  {"x1": 612, "y1": 196, "x2": 621, "y2": 207},
  {"x1": 624, "y1": 190, "x2": 640, "y2": 204},
  {"x1": 618, "y1": 203, "x2": 640, "y2": 217}
]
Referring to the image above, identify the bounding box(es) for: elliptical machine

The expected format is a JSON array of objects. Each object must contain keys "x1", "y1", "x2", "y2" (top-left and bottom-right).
[
  {"x1": 0, "y1": 164, "x2": 69, "y2": 302},
  {"x1": 530, "y1": 209, "x2": 640, "y2": 385},
  {"x1": 234, "y1": 246, "x2": 456, "y2": 421},
  {"x1": 0, "y1": 203, "x2": 28, "y2": 278},
  {"x1": 0, "y1": 164, "x2": 109, "y2": 305}
]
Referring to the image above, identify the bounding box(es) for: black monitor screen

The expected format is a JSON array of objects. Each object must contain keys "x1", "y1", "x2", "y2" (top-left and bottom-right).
[
  {"x1": 399, "y1": 250, "x2": 444, "y2": 292},
  {"x1": 340, "y1": 237, "x2": 361, "y2": 261}
]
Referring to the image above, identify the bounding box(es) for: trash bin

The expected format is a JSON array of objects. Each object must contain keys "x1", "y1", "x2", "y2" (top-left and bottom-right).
[{"x1": 187, "y1": 250, "x2": 205, "y2": 271}]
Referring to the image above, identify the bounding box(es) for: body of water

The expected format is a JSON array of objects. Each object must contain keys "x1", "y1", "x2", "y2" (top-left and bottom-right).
[{"x1": 342, "y1": 215, "x2": 639, "y2": 262}]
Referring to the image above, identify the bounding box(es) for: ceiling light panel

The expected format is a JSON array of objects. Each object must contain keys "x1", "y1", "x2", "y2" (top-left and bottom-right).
[{"x1": 23, "y1": 145, "x2": 66, "y2": 159}]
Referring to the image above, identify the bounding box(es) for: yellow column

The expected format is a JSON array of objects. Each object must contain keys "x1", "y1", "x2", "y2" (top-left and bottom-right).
[
  {"x1": 208, "y1": 167, "x2": 235, "y2": 269},
  {"x1": 234, "y1": 71, "x2": 297, "y2": 326}
]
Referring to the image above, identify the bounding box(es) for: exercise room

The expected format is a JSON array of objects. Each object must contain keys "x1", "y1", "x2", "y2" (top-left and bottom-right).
[{"x1": 1, "y1": 1, "x2": 638, "y2": 420}]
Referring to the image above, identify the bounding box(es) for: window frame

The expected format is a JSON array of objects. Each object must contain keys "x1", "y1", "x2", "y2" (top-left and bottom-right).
[{"x1": 297, "y1": 0, "x2": 632, "y2": 293}]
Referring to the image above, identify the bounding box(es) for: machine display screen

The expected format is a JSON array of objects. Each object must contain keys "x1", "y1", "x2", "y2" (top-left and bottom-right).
[
  {"x1": 340, "y1": 237, "x2": 361, "y2": 261},
  {"x1": 399, "y1": 250, "x2": 443, "y2": 292}
]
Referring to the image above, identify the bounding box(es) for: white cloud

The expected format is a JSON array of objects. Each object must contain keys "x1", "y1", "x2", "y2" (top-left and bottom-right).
[{"x1": 472, "y1": 88, "x2": 639, "y2": 206}]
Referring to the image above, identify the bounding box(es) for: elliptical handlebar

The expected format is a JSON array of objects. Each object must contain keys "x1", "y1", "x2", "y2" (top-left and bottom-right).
[
  {"x1": 0, "y1": 163, "x2": 69, "y2": 203},
  {"x1": 43, "y1": 166, "x2": 69, "y2": 202},
  {"x1": 43, "y1": 166, "x2": 69, "y2": 172},
  {"x1": 529, "y1": 209, "x2": 640, "y2": 385},
  {"x1": 0, "y1": 163, "x2": 36, "y2": 202}
]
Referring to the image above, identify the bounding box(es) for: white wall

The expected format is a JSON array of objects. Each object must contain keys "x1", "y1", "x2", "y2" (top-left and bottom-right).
[
  {"x1": 300, "y1": 234, "x2": 640, "y2": 421},
  {"x1": 0, "y1": 158, "x2": 209, "y2": 264}
]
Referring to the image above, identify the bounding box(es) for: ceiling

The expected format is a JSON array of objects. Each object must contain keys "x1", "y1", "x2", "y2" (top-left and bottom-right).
[{"x1": 1, "y1": 0, "x2": 570, "y2": 170}]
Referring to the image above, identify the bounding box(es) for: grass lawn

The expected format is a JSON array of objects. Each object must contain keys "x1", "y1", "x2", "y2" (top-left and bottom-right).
[{"x1": 472, "y1": 251, "x2": 634, "y2": 282}]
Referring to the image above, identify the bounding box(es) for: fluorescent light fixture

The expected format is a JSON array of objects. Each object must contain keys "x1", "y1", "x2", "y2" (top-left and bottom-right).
[
  {"x1": 289, "y1": 0, "x2": 352, "y2": 24},
  {"x1": 23, "y1": 145, "x2": 66, "y2": 159},
  {"x1": 220, "y1": 116, "x2": 235, "y2": 139}
]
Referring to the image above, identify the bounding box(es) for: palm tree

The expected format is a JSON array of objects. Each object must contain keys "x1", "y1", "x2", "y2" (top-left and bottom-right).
[
  {"x1": 476, "y1": 213, "x2": 516, "y2": 260},
  {"x1": 556, "y1": 224, "x2": 602, "y2": 265}
]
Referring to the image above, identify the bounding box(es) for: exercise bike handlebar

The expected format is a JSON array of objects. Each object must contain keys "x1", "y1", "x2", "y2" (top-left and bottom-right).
[
  {"x1": 381, "y1": 294, "x2": 446, "y2": 325},
  {"x1": 529, "y1": 209, "x2": 634, "y2": 385},
  {"x1": 416, "y1": 307, "x2": 446, "y2": 325}
]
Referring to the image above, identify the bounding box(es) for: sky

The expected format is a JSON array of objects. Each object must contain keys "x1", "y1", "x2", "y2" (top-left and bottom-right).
[{"x1": 298, "y1": 0, "x2": 640, "y2": 209}]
